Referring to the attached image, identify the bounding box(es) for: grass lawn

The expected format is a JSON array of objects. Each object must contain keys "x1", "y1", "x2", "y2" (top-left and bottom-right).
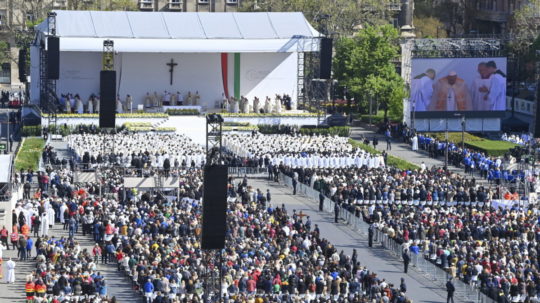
[
  {"x1": 15, "y1": 137, "x2": 45, "y2": 171},
  {"x1": 349, "y1": 139, "x2": 420, "y2": 170},
  {"x1": 423, "y1": 132, "x2": 518, "y2": 156}
]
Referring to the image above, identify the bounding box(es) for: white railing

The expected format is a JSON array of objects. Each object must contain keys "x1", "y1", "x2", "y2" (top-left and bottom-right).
[{"x1": 506, "y1": 96, "x2": 536, "y2": 116}]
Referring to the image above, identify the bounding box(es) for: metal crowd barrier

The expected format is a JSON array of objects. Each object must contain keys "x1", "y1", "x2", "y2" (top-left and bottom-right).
[
  {"x1": 278, "y1": 172, "x2": 498, "y2": 303},
  {"x1": 227, "y1": 167, "x2": 268, "y2": 176}
]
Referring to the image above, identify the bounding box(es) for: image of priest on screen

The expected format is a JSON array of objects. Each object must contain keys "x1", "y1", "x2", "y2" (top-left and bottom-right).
[
  {"x1": 471, "y1": 62, "x2": 491, "y2": 111},
  {"x1": 428, "y1": 71, "x2": 472, "y2": 111},
  {"x1": 410, "y1": 68, "x2": 436, "y2": 111},
  {"x1": 486, "y1": 61, "x2": 506, "y2": 111}
]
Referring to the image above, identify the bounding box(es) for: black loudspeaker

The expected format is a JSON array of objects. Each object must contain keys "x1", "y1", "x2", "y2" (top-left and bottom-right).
[
  {"x1": 319, "y1": 38, "x2": 333, "y2": 79},
  {"x1": 18, "y1": 49, "x2": 27, "y2": 83},
  {"x1": 201, "y1": 165, "x2": 228, "y2": 250},
  {"x1": 99, "y1": 70, "x2": 116, "y2": 128},
  {"x1": 47, "y1": 37, "x2": 60, "y2": 79}
]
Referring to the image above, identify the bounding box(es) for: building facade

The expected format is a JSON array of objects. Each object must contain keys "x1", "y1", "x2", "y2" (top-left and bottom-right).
[
  {"x1": 0, "y1": 0, "x2": 241, "y2": 89},
  {"x1": 471, "y1": 0, "x2": 527, "y2": 34}
]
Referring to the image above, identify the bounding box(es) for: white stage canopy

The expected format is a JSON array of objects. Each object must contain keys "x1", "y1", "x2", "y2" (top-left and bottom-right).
[
  {"x1": 36, "y1": 11, "x2": 321, "y2": 53},
  {"x1": 31, "y1": 11, "x2": 320, "y2": 109}
]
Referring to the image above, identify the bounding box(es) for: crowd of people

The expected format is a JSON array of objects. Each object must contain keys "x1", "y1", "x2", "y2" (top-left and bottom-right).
[
  {"x1": 9, "y1": 122, "x2": 540, "y2": 303},
  {"x1": 222, "y1": 94, "x2": 293, "y2": 114},
  {"x1": 501, "y1": 133, "x2": 534, "y2": 146},
  {"x1": 363, "y1": 201, "x2": 540, "y2": 303},
  {"x1": 1, "y1": 130, "x2": 418, "y2": 302},
  {"x1": 223, "y1": 134, "x2": 386, "y2": 169},
  {"x1": 68, "y1": 133, "x2": 206, "y2": 169},
  {"x1": 7, "y1": 160, "x2": 412, "y2": 303}
]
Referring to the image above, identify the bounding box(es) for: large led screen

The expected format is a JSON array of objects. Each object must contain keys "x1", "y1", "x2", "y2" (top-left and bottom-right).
[{"x1": 410, "y1": 57, "x2": 507, "y2": 112}]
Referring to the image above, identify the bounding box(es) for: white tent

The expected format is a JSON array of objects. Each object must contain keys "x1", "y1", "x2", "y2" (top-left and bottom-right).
[{"x1": 31, "y1": 11, "x2": 320, "y2": 109}]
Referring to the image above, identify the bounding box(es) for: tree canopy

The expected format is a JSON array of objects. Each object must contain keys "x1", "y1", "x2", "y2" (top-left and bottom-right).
[
  {"x1": 333, "y1": 25, "x2": 406, "y2": 119},
  {"x1": 239, "y1": 0, "x2": 398, "y2": 36}
]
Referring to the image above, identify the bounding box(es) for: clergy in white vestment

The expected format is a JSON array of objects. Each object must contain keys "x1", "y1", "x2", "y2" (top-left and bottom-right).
[
  {"x1": 87, "y1": 97, "x2": 94, "y2": 113},
  {"x1": 411, "y1": 135, "x2": 419, "y2": 151},
  {"x1": 470, "y1": 62, "x2": 491, "y2": 111},
  {"x1": 47, "y1": 207, "x2": 55, "y2": 228},
  {"x1": 144, "y1": 92, "x2": 152, "y2": 108},
  {"x1": 193, "y1": 91, "x2": 201, "y2": 106},
  {"x1": 185, "y1": 92, "x2": 192, "y2": 106},
  {"x1": 274, "y1": 97, "x2": 282, "y2": 113},
  {"x1": 253, "y1": 97, "x2": 260, "y2": 113},
  {"x1": 94, "y1": 96, "x2": 100, "y2": 113},
  {"x1": 264, "y1": 97, "x2": 272, "y2": 113},
  {"x1": 39, "y1": 212, "x2": 49, "y2": 237},
  {"x1": 116, "y1": 96, "x2": 123, "y2": 113},
  {"x1": 177, "y1": 91, "x2": 184, "y2": 105},
  {"x1": 486, "y1": 61, "x2": 506, "y2": 111},
  {"x1": 232, "y1": 98, "x2": 240, "y2": 113},
  {"x1": 410, "y1": 69, "x2": 435, "y2": 112},
  {"x1": 5, "y1": 258, "x2": 15, "y2": 283},
  {"x1": 65, "y1": 97, "x2": 72, "y2": 113},
  {"x1": 170, "y1": 92, "x2": 177, "y2": 105},
  {"x1": 151, "y1": 92, "x2": 159, "y2": 107},
  {"x1": 76, "y1": 96, "x2": 84, "y2": 114}
]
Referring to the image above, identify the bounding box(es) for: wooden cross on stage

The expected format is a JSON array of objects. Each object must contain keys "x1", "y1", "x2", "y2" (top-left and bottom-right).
[{"x1": 166, "y1": 58, "x2": 178, "y2": 86}]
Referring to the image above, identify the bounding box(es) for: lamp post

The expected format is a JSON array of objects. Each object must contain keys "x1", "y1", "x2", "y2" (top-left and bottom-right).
[{"x1": 461, "y1": 116, "x2": 465, "y2": 149}]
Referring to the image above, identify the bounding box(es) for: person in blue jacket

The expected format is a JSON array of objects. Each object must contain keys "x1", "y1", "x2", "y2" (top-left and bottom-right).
[{"x1": 143, "y1": 278, "x2": 154, "y2": 303}]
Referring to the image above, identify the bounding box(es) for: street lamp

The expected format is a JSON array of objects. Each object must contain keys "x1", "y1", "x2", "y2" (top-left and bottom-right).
[{"x1": 461, "y1": 116, "x2": 465, "y2": 149}]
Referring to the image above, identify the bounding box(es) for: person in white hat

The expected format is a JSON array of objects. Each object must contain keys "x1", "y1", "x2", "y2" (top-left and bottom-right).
[{"x1": 429, "y1": 70, "x2": 472, "y2": 111}]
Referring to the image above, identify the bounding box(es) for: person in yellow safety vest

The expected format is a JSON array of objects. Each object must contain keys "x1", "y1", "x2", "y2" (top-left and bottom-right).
[
  {"x1": 25, "y1": 279, "x2": 35, "y2": 303},
  {"x1": 34, "y1": 279, "x2": 46, "y2": 298}
]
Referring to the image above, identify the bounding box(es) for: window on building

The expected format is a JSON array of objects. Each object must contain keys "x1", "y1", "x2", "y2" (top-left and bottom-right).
[
  {"x1": 198, "y1": 0, "x2": 209, "y2": 3},
  {"x1": 226, "y1": 0, "x2": 238, "y2": 3},
  {"x1": 0, "y1": 63, "x2": 10, "y2": 84},
  {"x1": 26, "y1": 12, "x2": 34, "y2": 22},
  {"x1": 493, "y1": 0, "x2": 497, "y2": 10},
  {"x1": 0, "y1": 10, "x2": 6, "y2": 27}
]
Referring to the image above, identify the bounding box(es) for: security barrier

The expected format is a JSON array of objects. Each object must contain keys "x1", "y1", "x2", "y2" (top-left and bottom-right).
[{"x1": 279, "y1": 173, "x2": 498, "y2": 303}]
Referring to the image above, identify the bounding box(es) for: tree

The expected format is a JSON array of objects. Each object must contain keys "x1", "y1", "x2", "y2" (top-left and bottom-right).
[
  {"x1": 414, "y1": 0, "x2": 473, "y2": 37},
  {"x1": 239, "y1": 0, "x2": 398, "y2": 36},
  {"x1": 509, "y1": 0, "x2": 540, "y2": 54},
  {"x1": 333, "y1": 25, "x2": 406, "y2": 119},
  {"x1": 414, "y1": 16, "x2": 447, "y2": 38}
]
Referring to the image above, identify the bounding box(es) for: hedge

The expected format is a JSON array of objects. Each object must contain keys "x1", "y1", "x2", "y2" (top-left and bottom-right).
[
  {"x1": 425, "y1": 132, "x2": 484, "y2": 143},
  {"x1": 15, "y1": 137, "x2": 45, "y2": 171},
  {"x1": 166, "y1": 109, "x2": 200, "y2": 115},
  {"x1": 22, "y1": 125, "x2": 42, "y2": 137},
  {"x1": 223, "y1": 126, "x2": 259, "y2": 132},
  {"x1": 299, "y1": 126, "x2": 350, "y2": 137},
  {"x1": 223, "y1": 122, "x2": 251, "y2": 127},
  {"x1": 465, "y1": 140, "x2": 519, "y2": 157},
  {"x1": 258, "y1": 124, "x2": 296, "y2": 134}
]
